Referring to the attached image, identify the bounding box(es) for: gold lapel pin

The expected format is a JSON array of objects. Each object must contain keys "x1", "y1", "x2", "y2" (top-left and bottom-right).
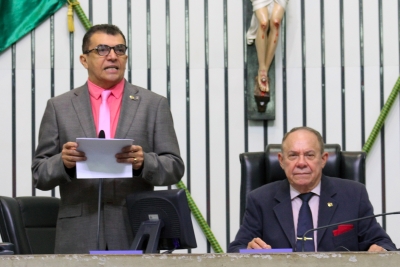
[
  {"x1": 327, "y1": 202, "x2": 333, "y2": 207},
  {"x1": 130, "y1": 95, "x2": 139, "y2": 100}
]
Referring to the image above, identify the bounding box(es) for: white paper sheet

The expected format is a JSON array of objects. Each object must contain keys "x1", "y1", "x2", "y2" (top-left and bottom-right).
[{"x1": 76, "y1": 138, "x2": 133, "y2": 179}]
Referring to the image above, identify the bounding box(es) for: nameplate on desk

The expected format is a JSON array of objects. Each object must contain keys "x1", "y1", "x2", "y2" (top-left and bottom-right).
[
  {"x1": 89, "y1": 250, "x2": 143, "y2": 255},
  {"x1": 240, "y1": 248, "x2": 293, "y2": 253}
]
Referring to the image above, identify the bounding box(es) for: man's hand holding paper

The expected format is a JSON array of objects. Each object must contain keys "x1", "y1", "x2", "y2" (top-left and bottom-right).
[
  {"x1": 76, "y1": 138, "x2": 133, "y2": 179},
  {"x1": 61, "y1": 142, "x2": 87, "y2": 169}
]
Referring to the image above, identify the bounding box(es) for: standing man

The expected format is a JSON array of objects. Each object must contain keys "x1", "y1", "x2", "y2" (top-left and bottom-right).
[
  {"x1": 32, "y1": 24, "x2": 184, "y2": 254},
  {"x1": 228, "y1": 126, "x2": 396, "y2": 252}
]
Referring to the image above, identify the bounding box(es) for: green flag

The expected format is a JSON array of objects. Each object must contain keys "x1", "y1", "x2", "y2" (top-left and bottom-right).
[{"x1": 0, "y1": 0, "x2": 66, "y2": 53}]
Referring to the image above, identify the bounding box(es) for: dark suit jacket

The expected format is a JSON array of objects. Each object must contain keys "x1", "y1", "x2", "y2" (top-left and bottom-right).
[
  {"x1": 228, "y1": 176, "x2": 396, "y2": 252},
  {"x1": 32, "y1": 81, "x2": 184, "y2": 253}
]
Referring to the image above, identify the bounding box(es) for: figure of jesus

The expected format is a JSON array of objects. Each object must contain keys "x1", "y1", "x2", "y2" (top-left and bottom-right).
[{"x1": 247, "y1": 0, "x2": 288, "y2": 93}]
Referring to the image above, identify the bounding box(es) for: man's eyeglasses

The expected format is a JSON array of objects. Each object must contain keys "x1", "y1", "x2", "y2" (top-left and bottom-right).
[{"x1": 84, "y1": 44, "x2": 128, "y2": 56}]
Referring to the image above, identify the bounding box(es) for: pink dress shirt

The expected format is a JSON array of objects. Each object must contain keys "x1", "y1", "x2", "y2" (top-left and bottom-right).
[{"x1": 87, "y1": 79, "x2": 124, "y2": 138}]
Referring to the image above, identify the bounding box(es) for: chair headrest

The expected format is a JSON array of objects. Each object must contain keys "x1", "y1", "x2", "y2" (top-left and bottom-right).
[
  {"x1": 16, "y1": 197, "x2": 60, "y2": 227},
  {"x1": 265, "y1": 144, "x2": 342, "y2": 184}
]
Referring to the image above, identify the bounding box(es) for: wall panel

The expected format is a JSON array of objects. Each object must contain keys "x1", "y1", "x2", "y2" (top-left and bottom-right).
[
  {"x1": 304, "y1": 0, "x2": 323, "y2": 131},
  {"x1": 345, "y1": 67, "x2": 362, "y2": 150},
  {"x1": 285, "y1": 0, "x2": 303, "y2": 128},
  {"x1": 286, "y1": 68, "x2": 303, "y2": 129},
  {"x1": 304, "y1": 0, "x2": 321, "y2": 68},
  {"x1": 209, "y1": 68, "x2": 227, "y2": 251},
  {"x1": 227, "y1": 1, "x2": 244, "y2": 69},
  {"x1": 112, "y1": 2, "x2": 128, "y2": 35},
  {"x1": 188, "y1": 1, "x2": 205, "y2": 70},
  {"x1": 189, "y1": 68, "x2": 207, "y2": 253},
  {"x1": 324, "y1": 67, "x2": 342, "y2": 145},
  {"x1": 0, "y1": 48, "x2": 13, "y2": 197},
  {"x1": 305, "y1": 67, "x2": 323, "y2": 132},
  {"x1": 228, "y1": 68, "x2": 245, "y2": 238},
  {"x1": 170, "y1": 69, "x2": 187, "y2": 174},
  {"x1": 15, "y1": 33, "x2": 32, "y2": 196},
  {"x1": 343, "y1": 0, "x2": 362, "y2": 151},
  {"x1": 247, "y1": 121, "x2": 265, "y2": 152},
  {"x1": 92, "y1": 0, "x2": 108, "y2": 25},
  {"x1": 150, "y1": 0, "x2": 167, "y2": 72},
  {"x1": 170, "y1": 0, "x2": 186, "y2": 70},
  {"x1": 208, "y1": 0, "x2": 227, "y2": 252},
  {"x1": 130, "y1": 0, "x2": 147, "y2": 71}
]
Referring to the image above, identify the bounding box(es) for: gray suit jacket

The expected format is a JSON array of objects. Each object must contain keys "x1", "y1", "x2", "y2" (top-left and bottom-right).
[{"x1": 32, "y1": 81, "x2": 184, "y2": 253}]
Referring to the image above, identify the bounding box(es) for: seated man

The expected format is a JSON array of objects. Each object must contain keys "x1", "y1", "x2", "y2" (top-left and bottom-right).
[{"x1": 228, "y1": 126, "x2": 396, "y2": 252}]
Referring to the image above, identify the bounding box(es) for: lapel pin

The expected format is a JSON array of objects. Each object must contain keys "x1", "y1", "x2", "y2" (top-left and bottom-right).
[
  {"x1": 130, "y1": 95, "x2": 139, "y2": 100},
  {"x1": 327, "y1": 202, "x2": 333, "y2": 207}
]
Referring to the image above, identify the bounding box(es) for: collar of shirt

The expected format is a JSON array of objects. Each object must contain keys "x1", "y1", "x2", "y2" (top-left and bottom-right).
[
  {"x1": 290, "y1": 181, "x2": 321, "y2": 199},
  {"x1": 87, "y1": 79, "x2": 125, "y2": 139},
  {"x1": 87, "y1": 79, "x2": 125, "y2": 99}
]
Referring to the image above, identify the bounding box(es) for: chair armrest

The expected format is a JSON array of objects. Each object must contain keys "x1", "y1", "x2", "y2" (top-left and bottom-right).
[{"x1": 0, "y1": 242, "x2": 14, "y2": 255}]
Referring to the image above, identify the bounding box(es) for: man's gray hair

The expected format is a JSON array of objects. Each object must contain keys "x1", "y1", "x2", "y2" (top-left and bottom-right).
[{"x1": 281, "y1": 126, "x2": 324, "y2": 154}]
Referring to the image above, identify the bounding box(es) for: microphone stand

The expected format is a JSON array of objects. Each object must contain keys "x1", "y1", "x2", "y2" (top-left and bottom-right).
[
  {"x1": 97, "y1": 130, "x2": 105, "y2": 251},
  {"x1": 301, "y1": 211, "x2": 400, "y2": 252},
  {"x1": 97, "y1": 179, "x2": 103, "y2": 250}
]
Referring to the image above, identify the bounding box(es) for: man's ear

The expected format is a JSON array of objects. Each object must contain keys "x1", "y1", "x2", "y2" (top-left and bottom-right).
[
  {"x1": 278, "y1": 153, "x2": 284, "y2": 169},
  {"x1": 80, "y1": 54, "x2": 88, "y2": 69},
  {"x1": 321, "y1": 152, "x2": 328, "y2": 168}
]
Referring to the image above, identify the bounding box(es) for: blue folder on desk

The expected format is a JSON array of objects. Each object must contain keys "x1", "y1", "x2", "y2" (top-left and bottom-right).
[
  {"x1": 90, "y1": 250, "x2": 143, "y2": 255},
  {"x1": 240, "y1": 248, "x2": 293, "y2": 253}
]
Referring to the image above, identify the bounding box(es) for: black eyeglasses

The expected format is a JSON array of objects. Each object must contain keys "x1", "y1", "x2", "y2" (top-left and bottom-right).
[{"x1": 84, "y1": 44, "x2": 128, "y2": 56}]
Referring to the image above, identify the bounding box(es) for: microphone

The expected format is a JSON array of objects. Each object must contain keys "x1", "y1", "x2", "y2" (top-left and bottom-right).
[
  {"x1": 98, "y1": 130, "x2": 105, "y2": 139},
  {"x1": 301, "y1": 211, "x2": 400, "y2": 252},
  {"x1": 97, "y1": 130, "x2": 105, "y2": 250}
]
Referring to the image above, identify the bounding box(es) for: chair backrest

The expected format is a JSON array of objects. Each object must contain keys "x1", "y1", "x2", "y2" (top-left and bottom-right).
[
  {"x1": 0, "y1": 196, "x2": 60, "y2": 254},
  {"x1": 239, "y1": 144, "x2": 366, "y2": 223}
]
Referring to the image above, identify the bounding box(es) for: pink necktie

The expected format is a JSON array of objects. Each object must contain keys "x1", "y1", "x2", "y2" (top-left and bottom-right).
[{"x1": 98, "y1": 90, "x2": 112, "y2": 139}]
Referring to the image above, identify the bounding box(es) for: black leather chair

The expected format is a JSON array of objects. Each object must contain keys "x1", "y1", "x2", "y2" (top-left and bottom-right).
[
  {"x1": 0, "y1": 196, "x2": 60, "y2": 254},
  {"x1": 239, "y1": 144, "x2": 366, "y2": 222}
]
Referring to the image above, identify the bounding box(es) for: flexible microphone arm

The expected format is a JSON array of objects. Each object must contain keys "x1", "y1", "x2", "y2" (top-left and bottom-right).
[
  {"x1": 301, "y1": 211, "x2": 400, "y2": 252},
  {"x1": 96, "y1": 130, "x2": 105, "y2": 251}
]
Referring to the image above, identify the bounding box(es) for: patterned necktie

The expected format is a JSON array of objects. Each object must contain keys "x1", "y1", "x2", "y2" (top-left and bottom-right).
[
  {"x1": 296, "y1": 192, "x2": 315, "y2": 252},
  {"x1": 98, "y1": 90, "x2": 112, "y2": 139}
]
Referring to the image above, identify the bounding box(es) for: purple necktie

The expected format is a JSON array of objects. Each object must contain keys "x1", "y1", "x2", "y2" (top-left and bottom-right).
[{"x1": 98, "y1": 90, "x2": 112, "y2": 139}]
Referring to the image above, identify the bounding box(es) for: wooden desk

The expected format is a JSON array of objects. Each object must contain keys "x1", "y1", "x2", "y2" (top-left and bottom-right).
[{"x1": 1, "y1": 252, "x2": 399, "y2": 266}]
